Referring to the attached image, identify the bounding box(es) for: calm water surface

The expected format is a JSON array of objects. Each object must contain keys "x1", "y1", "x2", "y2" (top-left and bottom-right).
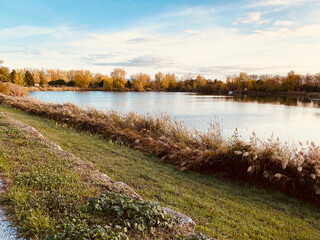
[{"x1": 30, "y1": 91, "x2": 320, "y2": 144}]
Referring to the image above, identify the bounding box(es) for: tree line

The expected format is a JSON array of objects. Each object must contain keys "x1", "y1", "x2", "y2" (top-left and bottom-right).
[{"x1": 0, "y1": 64, "x2": 320, "y2": 93}]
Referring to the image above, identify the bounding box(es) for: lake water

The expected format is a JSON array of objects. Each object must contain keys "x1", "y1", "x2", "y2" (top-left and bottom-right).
[{"x1": 29, "y1": 91, "x2": 320, "y2": 145}]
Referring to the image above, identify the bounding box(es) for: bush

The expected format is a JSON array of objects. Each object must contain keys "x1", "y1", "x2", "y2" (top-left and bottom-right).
[
  {"x1": 50, "y1": 192, "x2": 177, "y2": 239},
  {"x1": 48, "y1": 79, "x2": 67, "y2": 86},
  {"x1": 0, "y1": 82, "x2": 28, "y2": 96},
  {"x1": 67, "y1": 80, "x2": 75, "y2": 87}
]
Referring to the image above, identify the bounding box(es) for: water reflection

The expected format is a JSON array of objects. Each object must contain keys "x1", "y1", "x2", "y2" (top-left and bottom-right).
[
  {"x1": 29, "y1": 91, "x2": 320, "y2": 144},
  {"x1": 231, "y1": 95, "x2": 320, "y2": 107},
  {"x1": 192, "y1": 93, "x2": 320, "y2": 107}
]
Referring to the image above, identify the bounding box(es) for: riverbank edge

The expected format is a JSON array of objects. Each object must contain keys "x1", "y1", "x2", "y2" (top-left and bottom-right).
[
  {"x1": 0, "y1": 112, "x2": 198, "y2": 239},
  {"x1": 0, "y1": 93, "x2": 319, "y2": 206}
]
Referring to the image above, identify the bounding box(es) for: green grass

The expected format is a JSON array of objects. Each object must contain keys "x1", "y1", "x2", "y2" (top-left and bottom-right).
[
  {"x1": 0, "y1": 104, "x2": 320, "y2": 240},
  {"x1": 0, "y1": 115, "x2": 97, "y2": 239},
  {"x1": 0, "y1": 113, "x2": 180, "y2": 239}
]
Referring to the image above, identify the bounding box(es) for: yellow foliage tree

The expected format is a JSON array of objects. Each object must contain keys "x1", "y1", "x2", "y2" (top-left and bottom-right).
[
  {"x1": 154, "y1": 72, "x2": 163, "y2": 89},
  {"x1": 39, "y1": 70, "x2": 47, "y2": 86},
  {"x1": 102, "y1": 75, "x2": 113, "y2": 90},
  {"x1": 74, "y1": 70, "x2": 92, "y2": 88},
  {"x1": 160, "y1": 73, "x2": 170, "y2": 89},
  {"x1": 111, "y1": 68, "x2": 126, "y2": 90},
  {"x1": 167, "y1": 73, "x2": 177, "y2": 90},
  {"x1": 131, "y1": 73, "x2": 151, "y2": 91},
  {"x1": 196, "y1": 75, "x2": 207, "y2": 89}
]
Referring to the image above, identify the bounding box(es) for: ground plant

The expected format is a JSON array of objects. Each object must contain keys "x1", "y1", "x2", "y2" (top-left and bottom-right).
[{"x1": 0, "y1": 115, "x2": 191, "y2": 239}]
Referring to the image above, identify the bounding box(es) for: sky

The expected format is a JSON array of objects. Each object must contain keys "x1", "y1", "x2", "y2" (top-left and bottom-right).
[{"x1": 0, "y1": 0, "x2": 320, "y2": 80}]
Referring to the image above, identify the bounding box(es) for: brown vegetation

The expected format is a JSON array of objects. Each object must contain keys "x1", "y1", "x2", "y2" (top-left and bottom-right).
[
  {"x1": 28, "y1": 86, "x2": 86, "y2": 92},
  {"x1": 0, "y1": 82, "x2": 28, "y2": 96},
  {"x1": 0, "y1": 94, "x2": 319, "y2": 205}
]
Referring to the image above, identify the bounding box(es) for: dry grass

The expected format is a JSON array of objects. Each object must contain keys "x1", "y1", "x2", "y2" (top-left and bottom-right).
[
  {"x1": 28, "y1": 86, "x2": 103, "y2": 92},
  {"x1": 0, "y1": 93, "x2": 319, "y2": 205},
  {"x1": 0, "y1": 82, "x2": 28, "y2": 96}
]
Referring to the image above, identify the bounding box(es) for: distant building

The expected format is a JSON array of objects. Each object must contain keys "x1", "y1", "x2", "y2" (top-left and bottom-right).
[{"x1": 34, "y1": 83, "x2": 40, "y2": 87}]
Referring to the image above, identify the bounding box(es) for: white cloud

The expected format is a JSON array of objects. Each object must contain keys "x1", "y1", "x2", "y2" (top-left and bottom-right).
[
  {"x1": 251, "y1": 24, "x2": 320, "y2": 38},
  {"x1": 1, "y1": 6, "x2": 320, "y2": 79},
  {"x1": 274, "y1": 20, "x2": 293, "y2": 26},
  {"x1": 248, "y1": 0, "x2": 315, "y2": 7},
  {"x1": 233, "y1": 12, "x2": 269, "y2": 25}
]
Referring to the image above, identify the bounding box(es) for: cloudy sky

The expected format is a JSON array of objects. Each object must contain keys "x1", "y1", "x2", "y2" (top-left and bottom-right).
[{"x1": 0, "y1": 0, "x2": 320, "y2": 79}]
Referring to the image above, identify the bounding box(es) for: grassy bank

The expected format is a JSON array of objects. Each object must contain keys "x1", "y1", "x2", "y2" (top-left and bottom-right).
[
  {"x1": 0, "y1": 104, "x2": 319, "y2": 239},
  {"x1": 0, "y1": 113, "x2": 184, "y2": 239},
  {"x1": 0, "y1": 94, "x2": 319, "y2": 205}
]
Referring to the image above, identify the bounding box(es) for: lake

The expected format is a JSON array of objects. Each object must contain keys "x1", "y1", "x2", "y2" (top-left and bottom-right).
[{"x1": 29, "y1": 91, "x2": 320, "y2": 145}]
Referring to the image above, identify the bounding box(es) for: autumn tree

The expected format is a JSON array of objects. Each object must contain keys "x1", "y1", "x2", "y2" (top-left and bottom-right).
[
  {"x1": 74, "y1": 70, "x2": 92, "y2": 88},
  {"x1": 91, "y1": 73, "x2": 102, "y2": 87},
  {"x1": 314, "y1": 73, "x2": 320, "y2": 91},
  {"x1": 32, "y1": 69, "x2": 40, "y2": 85},
  {"x1": 160, "y1": 73, "x2": 170, "y2": 89},
  {"x1": 0, "y1": 66, "x2": 10, "y2": 82},
  {"x1": 167, "y1": 73, "x2": 177, "y2": 90},
  {"x1": 154, "y1": 72, "x2": 163, "y2": 90},
  {"x1": 25, "y1": 70, "x2": 34, "y2": 86},
  {"x1": 67, "y1": 70, "x2": 76, "y2": 82},
  {"x1": 102, "y1": 75, "x2": 113, "y2": 90},
  {"x1": 111, "y1": 68, "x2": 126, "y2": 90},
  {"x1": 131, "y1": 73, "x2": 151, "y2": 91},
  {"x1": 196, "y1": 75, "x2": 207, "y2": 89},
  {"x1": 234, "y1": 72, "x2": 249, "y2": 90},
  {"x1": 39, "y1": 70, "x2": 47, "y2": 86},
  {"x1": 17, "y1": 70, "x2": 26, "y2": 86},
  {"x1": 10, "y1": 70, "x2": 19, "y2": 84}
]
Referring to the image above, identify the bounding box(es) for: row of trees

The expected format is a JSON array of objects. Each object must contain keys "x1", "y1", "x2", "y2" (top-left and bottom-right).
[
  {"x1": 0, "y1": 67, "x2": 36, "y2": 86},
  {"x1": 225, "y1": 71, "x2": 320, "y2": 92},
  {"x1": 1, "y1": 64, "x2": 320, "y2": 92}
]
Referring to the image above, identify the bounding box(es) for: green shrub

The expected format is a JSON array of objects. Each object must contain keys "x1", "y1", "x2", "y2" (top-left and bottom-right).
[
  {"x1": 48, "y1": 79, "x2": 67, "y2": 86},
  {"x1": 67, "y1": 80, "x2": 75, "y2": 87},
  {"x1": 49, "y1": 192, "x2": 177, "y2": 239}
]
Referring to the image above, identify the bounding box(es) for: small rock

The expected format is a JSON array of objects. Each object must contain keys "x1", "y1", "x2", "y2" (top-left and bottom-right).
[
  {"x1": 161, "y1": 207, "x2": 195, "y2": 236},
  {"x1": 113, "y1": 182, "x2": 141, "y2": 200}
]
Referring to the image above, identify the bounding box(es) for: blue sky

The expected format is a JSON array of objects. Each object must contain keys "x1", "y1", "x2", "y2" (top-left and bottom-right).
[{"x1": 1, "y1": 0, "x2": 320, "y2": 79}]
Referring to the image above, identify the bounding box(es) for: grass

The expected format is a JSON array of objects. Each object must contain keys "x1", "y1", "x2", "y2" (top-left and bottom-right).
[
  {"x1": 0, "y1": 112, "x2": 182, "y2": 239},
  {"x1": 0, "y1": 104, "x2": 319, "y2": 239}
]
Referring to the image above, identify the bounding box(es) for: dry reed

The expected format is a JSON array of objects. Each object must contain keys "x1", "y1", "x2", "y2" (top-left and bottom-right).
[{"x1": 0, "y1": 82, "x2": 28, "y2": 97}]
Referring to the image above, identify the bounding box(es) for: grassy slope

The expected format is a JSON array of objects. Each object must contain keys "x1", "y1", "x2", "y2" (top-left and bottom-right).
[
  {"x1": 0, "y1": 111, "x2": 178, "y2": 240},
  {"x1": 0, "y1": 104, "x2": 319, "y2": 240}
]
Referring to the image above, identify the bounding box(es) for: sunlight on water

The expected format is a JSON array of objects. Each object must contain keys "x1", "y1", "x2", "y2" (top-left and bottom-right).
[{"x1": 30, "y1": 91, "x2": 320, "y2": 144}]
